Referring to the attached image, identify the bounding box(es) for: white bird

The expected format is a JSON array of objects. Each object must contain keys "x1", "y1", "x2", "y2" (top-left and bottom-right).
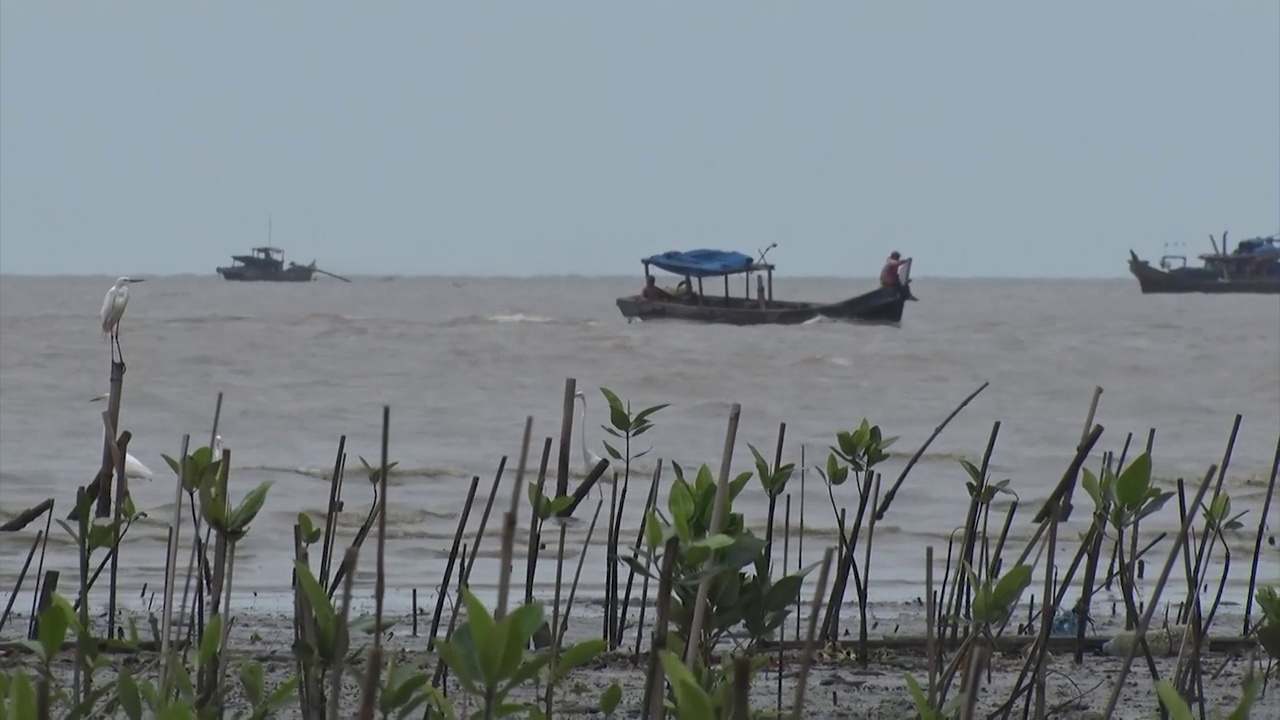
[
  {"x1": 88, "y1": 393, "x2": 153, "y2": 480},
  {"x1": 574, "y1": 391, "x2": 605, "y2": 475},
  {"x1": 100, "y1": 276, "x2": 144, "y2": 364}
]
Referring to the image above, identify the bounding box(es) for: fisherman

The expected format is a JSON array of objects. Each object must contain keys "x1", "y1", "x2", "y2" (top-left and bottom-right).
[
  {"x1": 880, "y1": 251, "x2": 912, "y2": 289},
  {"x1": 641, "y1": 274, "x2": 671, "y2": 302}
]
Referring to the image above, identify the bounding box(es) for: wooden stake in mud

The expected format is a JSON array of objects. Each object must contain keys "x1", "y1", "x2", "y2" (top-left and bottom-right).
[
  {"x1": 82, "y1": 360, "x2": 126, "y2": 520},
  {"x1": 684, "y1": 402, "x2": 741, "y2": 667},
  {"x1": 875, "y1": 381, "x2": 989, "y2": 521},
  {"x1": 556, "y1": 379, "x2": 577, "y2": 498}
]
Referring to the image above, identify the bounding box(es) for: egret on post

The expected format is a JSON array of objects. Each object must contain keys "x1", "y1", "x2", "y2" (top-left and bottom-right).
[{"x1": 101, "y1": 277, "x2": 144, "y2": 366}]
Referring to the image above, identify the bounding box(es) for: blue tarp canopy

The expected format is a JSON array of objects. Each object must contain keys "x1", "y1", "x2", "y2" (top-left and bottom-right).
[{"x1": 644, "y1": 249, "x2": 758, "y2": 278}]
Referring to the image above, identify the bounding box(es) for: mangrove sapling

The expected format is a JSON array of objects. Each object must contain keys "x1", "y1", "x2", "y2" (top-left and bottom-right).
[
  {"x1": 598, "y1": 387, "x2": 668, "y2": 647},
  {"x1": 1250, "y1": 586, "x2": 1280, "y2": 688},
  {"x1": 326, "y1": 455, "x2": 400, "y2": 598},
  {"x1": 1155, "y1": 656, "x2": 1262, "y2": 720},
  {"x1": 1086, "y1": 452, "x2": 1173, "y2": 682},
  {"x1": 1174, "y1": 491, "x2": 1250, "y2": 700},
  {"x1": 621, "y1": 462, "x2": 817, "y2": 712},
  {"x1": 160, "y1": 441, "x2": 225, "y2": 648},
  {"x1": 816, "y1": 419, "x2": 895, "y2": 644},
  {"x1": 432, "y1": 588, "x2": 606, "y2": 719},
  {"x1": 930, "y1": 561, "x2": 1034, "y2": 710},
  {"x1": 747, "y1": 441, "x2": 794, "y2": 576},
  {"x1": 1244, "y1": 436, "x2": 1280, "y2": 637}
]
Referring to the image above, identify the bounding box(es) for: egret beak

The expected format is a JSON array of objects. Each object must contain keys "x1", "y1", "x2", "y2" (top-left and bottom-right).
[{"x1": 130, "y1": 278, "x2": 146, "y2": 283}]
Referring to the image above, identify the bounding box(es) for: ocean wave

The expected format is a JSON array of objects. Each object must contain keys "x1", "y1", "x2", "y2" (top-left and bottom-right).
[
  {"x1": 793, "y1": 354, "x2": 853, "y2": 368},
  {"x1": 442, "y1": 313, "x2": 558, "y2": 327}
]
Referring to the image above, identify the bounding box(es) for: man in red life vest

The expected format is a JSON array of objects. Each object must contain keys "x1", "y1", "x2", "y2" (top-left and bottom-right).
[{"x1": 880, "y1": 251, "x2": 912, "y2": 289}]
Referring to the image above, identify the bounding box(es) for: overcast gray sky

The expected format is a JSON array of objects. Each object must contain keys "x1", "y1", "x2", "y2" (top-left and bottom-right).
[{"x1": 2, "y1": 2, "x2": 1277, "y2": 278}]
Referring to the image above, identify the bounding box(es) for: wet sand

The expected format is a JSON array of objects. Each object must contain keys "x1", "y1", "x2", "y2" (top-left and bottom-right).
[{"x1": 3, "y1": 601, "x2": 1274, "y2": 719}]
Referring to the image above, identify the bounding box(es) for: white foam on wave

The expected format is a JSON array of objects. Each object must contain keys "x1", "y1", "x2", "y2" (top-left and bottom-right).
[{"x1": 486, "y1": 313, "x2": 555, "y2": 324}]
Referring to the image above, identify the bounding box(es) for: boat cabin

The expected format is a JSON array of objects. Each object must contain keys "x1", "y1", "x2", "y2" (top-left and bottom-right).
[
  {"x1": 229, "y1": 246, "x2": 288, "y2": 270},
  {"x1": 639, "y1": 249, "x2": 777, "y2": 309}
]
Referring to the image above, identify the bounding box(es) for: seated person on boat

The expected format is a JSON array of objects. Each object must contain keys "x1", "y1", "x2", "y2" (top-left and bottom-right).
[{"x1": 641, "y1": 275, "x2": 672, "y2": 302}]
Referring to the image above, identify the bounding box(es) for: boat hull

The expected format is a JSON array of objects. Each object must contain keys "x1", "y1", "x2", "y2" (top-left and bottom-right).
[
  {"x1": 1127, "y1": 251, "x2": 1280, "y2": 294},
  {"x1": 216, "y1": 265, "x2": 316, "y2": 282},
  {"x1": 616, "y1": 284, "x2": 914, "y2": 326}
]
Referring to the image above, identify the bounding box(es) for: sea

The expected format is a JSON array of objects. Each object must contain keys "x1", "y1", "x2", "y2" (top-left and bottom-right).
[{"x1": 1, "y1": 275, "x2": 1278, "y2": 618}]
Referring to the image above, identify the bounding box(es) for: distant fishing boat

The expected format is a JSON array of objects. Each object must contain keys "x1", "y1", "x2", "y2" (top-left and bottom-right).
[
  {"x1": 1128, "y1": 231, "x2": 1280, "y2": 294},
  {"x1": 214, "y1": 218, "x2": 351, "y2": 282},
  {"x1": 614, "y1": 247, "x2": 916, "y2": 326}
]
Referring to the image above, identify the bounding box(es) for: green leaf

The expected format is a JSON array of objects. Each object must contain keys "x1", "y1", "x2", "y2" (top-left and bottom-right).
[
  {"x1": 602, "y1": 441, "x2": 622, "y2": 461},
  {"x1": 903, "y1": 673, "x2": 934, "y2": 718},
  {"x1": 229, "y1": 482, "x2": 273, "y2": 534},
  {"x1": 37, "y1": 595, "x2": 69, "y2": 662},
  {"x1": 600, "y1": 682, "x2": 622, "y2": 716},
  {"x1": 728, "y1": 471, "x2": 753, "y2": 502},
  {"x1": 554, "y1": 638, "x2": 606, "y2": 681},
  {"x1": 8, "y1": 670, "x2": 36, "y2": 720},
  {"x1": 1114, "y1": 453, "x2": 1152, "y2": 511},
  {"x1": 659, "y1": 651, "x2": 713, "y2": 719},
  {"x1": 669, "y1": 481, "x2": 695, "y2": 532},
  {"x1": 764, "y1": 573, "x2": 806, "y2": 614},
  {"x1": 693, "y1": 534, "x2": 735, "y2": 551},
  {"x1": 631, "y1": 403, "x2": 669, "y2": 429},
  {"x1": 266, "y1": 674, "x2": 300, "y2": 711},
  {"x1": 644, "y1": 510, "x2": 664, "y2": 550},
  {"x1": 599, "y1": 388, "x2": 631, "y2": 434},
  {"x1": 238, "y1": 660, "x2": 265, "y2": 706},
  {"x1": 1154, "y1": 680, "x2": 1194, "y2": 720},
  {"x1": 293, "y1": 560, "x2": 336, "y2": 644},
  {"x1": 462, "y1": 588, "x2": 496, "y2": 678},
  {"x1": 991, "y1": 564, "x2": 1033, "y2": 617},
  {"x1": 200, "y1": 614, "x2": 223, "y2": 668},
  {"x1": 117, "y1": 667, "x2": 144, "y2": 720},
  {"x1": 435, "y1": 638, "x2": 479, "y2": 695}
]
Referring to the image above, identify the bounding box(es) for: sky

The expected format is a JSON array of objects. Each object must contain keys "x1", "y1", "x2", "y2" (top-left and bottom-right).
[{"x1": 1, "y1": 2, "x2": 1277, "y2": 278}]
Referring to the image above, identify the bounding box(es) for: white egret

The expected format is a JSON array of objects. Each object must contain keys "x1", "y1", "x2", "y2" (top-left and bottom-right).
[
  {"x1": 100, "y1": 276, "x2": 144, "y2": 365},
  {"x1": 88, "y1": 394, "x2": 153, "y2": 480},
  {"x1": 574, "y1": 391, "x2": 604, "y2": 475}
]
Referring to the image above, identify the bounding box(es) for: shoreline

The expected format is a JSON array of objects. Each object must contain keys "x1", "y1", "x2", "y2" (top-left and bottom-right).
[{"x1": 3, "y1": 604, "x2": 1273, "y2": 719}]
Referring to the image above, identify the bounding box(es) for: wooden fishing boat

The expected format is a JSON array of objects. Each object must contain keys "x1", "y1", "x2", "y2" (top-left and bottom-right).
[
  {"x1": 217, "y1": 246, "x2": 318, "y2": 282},
  {"x1": 615, "y1": 248, "x2": 916, "y2": 326},
  {"x1": 1128, "y1": 232, "x2": 1280, "y2": 294}
]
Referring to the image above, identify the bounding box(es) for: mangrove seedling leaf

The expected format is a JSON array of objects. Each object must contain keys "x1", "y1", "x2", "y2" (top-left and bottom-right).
[
  {"x1": 461, "y1": 588, "x2": 496, "y2": 669},
  {"x1": 238, "y1": 660, "x2": 265, "y2": 706},
  {"x1": 729, "y1": 471, "x2": 753, "y2": 502},
  {"x1": 599, "y1": 388, "x2": 631, "y2": 434},
  {"x1": 37, "y1": 595, "x2": 69, "y2": 663},
  {"x1": 631, "y1": 402, "x2": 669, "y2": 429},
  {"x1": 499, "y1": 603, "x2": 545, "y2": 680},
  {"x1": 1154, "y1": 680, "x2": 1194, "y2": 720},
  {"x1": 600, "y1": 682, "x2": 622, "y2": 716},
  {"x1": 200, "y1": 614, "x2": 223, "y2": 668},
  {"x1": 903, "y1": 673, "x2": 935, "y2": 719},
  {"x1": 659, "y1": 651, "x2": 714, "y2": 720},
  {"x1": 117, "y1": 667, "x2": 143, "y2": 720},
  {"x1": 434, "y1": 638, "x2": 479, "y2": 695},
  {"x1": 1114, "y1": 453, "x2": 1152, "y2": 511},
  {"x1": 229, "y1": 482, "x2": 273, "y2": 534},
  {"x1": 7, "y1": 671, "x2": 36, "y2": 720},
  {"x1": 293, "y1": 560, "x2": 336, "y2": 645},
  {"x1": 554, "y1": 638, "x2": 606, "y2": 682},
  {"x1": 644, "y1": 510, "x2": 665, "y2": 551},
  {"x1": 991, "y1": 564, "x2": 1033, "y2": 618},
  {"x1": 602, "y1": 440, "x2": 622, "y2": 461}
]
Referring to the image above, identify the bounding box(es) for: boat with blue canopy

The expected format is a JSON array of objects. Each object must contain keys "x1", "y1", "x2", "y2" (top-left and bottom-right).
[{"x1": 615, "y1": 246, "x2": 916, "y2": 326}]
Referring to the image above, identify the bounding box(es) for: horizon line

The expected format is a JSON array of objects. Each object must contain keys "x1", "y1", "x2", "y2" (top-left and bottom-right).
[{"x1": 0, "y1": 271, "x2": 1138, "y2": 282}]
